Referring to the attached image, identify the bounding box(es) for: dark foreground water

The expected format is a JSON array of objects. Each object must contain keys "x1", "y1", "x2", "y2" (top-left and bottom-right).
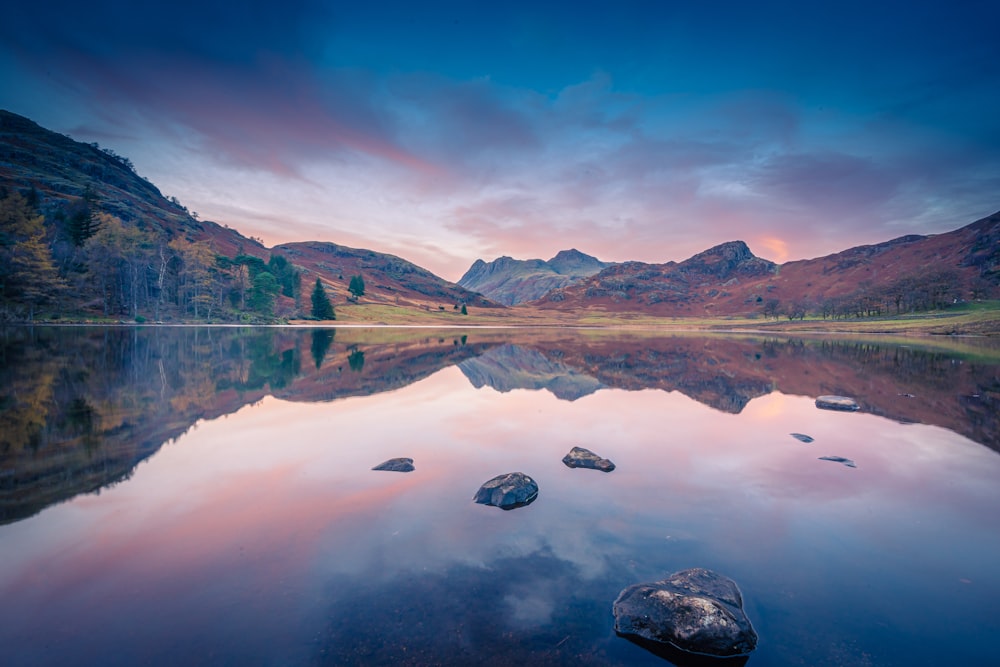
[{"x1": 1, "y1": 326, "x2": 999, "y2": 666}]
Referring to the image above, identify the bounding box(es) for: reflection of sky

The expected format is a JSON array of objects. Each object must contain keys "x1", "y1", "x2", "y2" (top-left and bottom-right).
[{"x1": 2, "y1": 366, "x2": 999, "y2": 665}]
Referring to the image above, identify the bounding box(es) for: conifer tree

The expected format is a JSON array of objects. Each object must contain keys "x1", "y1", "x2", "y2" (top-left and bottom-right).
[
  {"x1": 348, "y1": 274, "x2": 365, "y2": 298},
  {"x1": 310, "y1": 278, "x2": 336, "y2": 320}
]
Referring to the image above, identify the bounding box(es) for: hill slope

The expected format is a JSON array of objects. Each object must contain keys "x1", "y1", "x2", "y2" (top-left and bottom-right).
[
  {"x1": 458, "y1": 248, "x2": 609, "y2": 305},
  {"x1": 537, "y1": 216, "x2": 1000, "y2": 317},
  {"x1": 0, "y1": 110, "x2": 501, "y2": 319}
]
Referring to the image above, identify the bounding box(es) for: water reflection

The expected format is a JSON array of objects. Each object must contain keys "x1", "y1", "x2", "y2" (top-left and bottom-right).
[
  {"x1": 0, "y1": 326, "x2": 998, "y2": 666},
  {"x1": 1, "y1": 326, "x2": 997, "y2": 525}
]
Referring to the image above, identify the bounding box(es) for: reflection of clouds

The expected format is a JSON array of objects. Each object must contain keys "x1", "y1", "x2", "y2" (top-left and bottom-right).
[{"x1": 3, "y1": 359, "x2": 1000, "y2": 665}]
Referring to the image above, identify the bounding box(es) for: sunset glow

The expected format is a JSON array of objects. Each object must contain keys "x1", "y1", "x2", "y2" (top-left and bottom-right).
[{"x1": 1, "y1": 1, "x2": 997, "y2": 279}]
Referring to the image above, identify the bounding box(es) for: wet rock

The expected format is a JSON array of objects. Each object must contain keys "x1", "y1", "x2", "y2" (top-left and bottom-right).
[
  {"x1": 815, "y1": 395, "x2": 860, "y2": 411},
  {"x1": 562, "y1": 446, "x2": 615, "y2": 472},
  {"x1": 614, "y1": 568, "x2": 757, "y2": 659},
  {"x1": 790, "y1": 433, "x2": 814, "y2": 443},
  {"x1": 819, "y1": 456, "x2": 856, "y2": 468},
  {"x1": 372, "y1": 457, "x2": 414, "y2": 472},
  {"x1": 473, "y1": 472, "x2": 538, "y2": 510}
]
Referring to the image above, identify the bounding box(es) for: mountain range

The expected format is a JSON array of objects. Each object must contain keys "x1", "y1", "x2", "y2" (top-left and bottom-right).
[{"x1": 1, "y1": 109, "x2": 998, "y2": 320}]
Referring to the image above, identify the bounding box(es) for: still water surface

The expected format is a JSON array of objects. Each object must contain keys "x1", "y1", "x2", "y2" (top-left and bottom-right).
[{"x1": 1, "y1": 326, "x2": 998, "y2": 666}]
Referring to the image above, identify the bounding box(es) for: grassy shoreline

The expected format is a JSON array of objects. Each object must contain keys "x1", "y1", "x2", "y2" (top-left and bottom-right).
[{"x1": 13, "y1": 302, "x2": 1000, "y2": 336}]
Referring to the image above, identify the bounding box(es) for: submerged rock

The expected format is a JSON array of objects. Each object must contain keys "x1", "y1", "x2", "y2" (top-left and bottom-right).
[
  {"x1": 819, "y1": 456, "x2": 857, "y2": 468},
  {"x1": 815, "y1": 395, "x2": 860, "y2": 411},
  {"x1": 790, "y1": 433, "x2": 814, "y2": 443},
  {"x1": 614, "y1": 568, "x2": 757, "y2": 659},
  {"x1": 372, "y1": 457, "x2": 414, "y2": 472},
  {"x1": 562, "y1": 446, "x2": 616, "y2": 472},
  {"x1": 473, "y1": 472, "x2": 538, "y2": 510}
]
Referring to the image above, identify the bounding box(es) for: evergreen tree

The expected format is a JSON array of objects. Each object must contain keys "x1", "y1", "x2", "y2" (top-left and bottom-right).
[
  {"x1": 310, "y1": 278, "x2": 336, "y2": 320},
  {"x1": 249, "y1": 272, "x2": 279, "y2": 316},
  {"x1": 461, "y1": 304, "x2": 468, "y2": 315},
  {"x1": 348, "y1": 274, "x2": 365, "y2": 298},
  {"x1": 67, "y1": 184, "x2": 101, "y2": 246}
]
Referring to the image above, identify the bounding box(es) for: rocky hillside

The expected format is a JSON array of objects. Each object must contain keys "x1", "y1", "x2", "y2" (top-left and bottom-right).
[
  {"x1": 0, "y1": 110, "x2": 501, "y2": 318},
  {"x1": 275, "y1": 241, "x2": 498, "y2": 311},
  {"x1": 459, "y1": 248, "x2": 609, "y2": 305},
  {"x1": 537, "y1": 216, "x2": 1000, "y2": 317},
  {"x1": 0, "y1": 109, "x2": 260, "y2": 258}
]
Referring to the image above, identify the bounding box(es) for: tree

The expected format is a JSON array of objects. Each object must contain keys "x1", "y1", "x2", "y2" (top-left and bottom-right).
[
  {"x1": 310, "y1": 278, "x2": 336, "y2": 320},
  {"x1": 249, "y1": 272, "x2": 279, "y2": 316},
  {"x1": 460, "y1": 304, "x2": 468, "y2": 315},
  {"x1": 348, "y1": 274, "x2": 365, "y2": 298},
  {"x1": 169, "y1": 238, "x2": 220, "y2": 319},
  {"x1": 0, "y1": 192, "x2": 65, "y2": 320}
]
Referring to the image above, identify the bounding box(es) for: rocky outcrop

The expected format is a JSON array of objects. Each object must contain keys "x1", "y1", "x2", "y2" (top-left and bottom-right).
[
  {"x1": 815, "y1": 395, "x2": 860, "y2": 411},
  {"x1": 561, "y1": 446, "x2": 615, "y2": 472},
  {"x1": 372, "y1": 458, "x2": 414, "y2": 472},
  {"x1": 613, "y1": 568, "x2": 757, "y2": 658},
  {"x1": 458, "y1": 249, "x2": 609, "y2": 305},
  {"x1": 473, "y1": 472, "x2": 538, "y2": 510}
]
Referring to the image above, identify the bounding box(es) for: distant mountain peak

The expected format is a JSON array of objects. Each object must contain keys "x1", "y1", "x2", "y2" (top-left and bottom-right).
[{"x1": 458, "y1": 249, "x2": 611, "y2": 305}]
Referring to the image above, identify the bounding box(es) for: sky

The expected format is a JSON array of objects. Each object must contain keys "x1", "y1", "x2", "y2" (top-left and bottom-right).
[{"x1": 1, "y1": 1, "x2": 998, "y2": 281}]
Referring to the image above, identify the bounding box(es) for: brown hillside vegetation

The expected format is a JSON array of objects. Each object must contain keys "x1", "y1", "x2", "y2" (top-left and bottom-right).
[{"x1": 536, "y1": 212, "x2": 1000, "y2": 318}]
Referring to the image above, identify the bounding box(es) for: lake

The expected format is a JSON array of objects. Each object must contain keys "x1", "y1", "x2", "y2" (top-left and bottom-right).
[{"x1": 1, "y1": 326, "x2": 998, "y2": 666}]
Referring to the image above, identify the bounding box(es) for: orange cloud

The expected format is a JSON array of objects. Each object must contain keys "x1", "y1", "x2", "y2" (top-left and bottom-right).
[{"x1": 757, "y1": 236, "x2": 789, "y2": 263}]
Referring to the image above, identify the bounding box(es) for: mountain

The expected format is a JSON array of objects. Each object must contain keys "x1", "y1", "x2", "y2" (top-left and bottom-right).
[
  {"x1": 0, "y1": 110, "x2": 500, "y2": 319},
  {"x1": 458, "y1": 248, "x2": 609, "y2": 305},
  {"x1": 537, "y1": 217, "x2": 1000, "y2": 317},
  {"x1": 0, "y1": 109, "x2": 259, "y2": 258}
]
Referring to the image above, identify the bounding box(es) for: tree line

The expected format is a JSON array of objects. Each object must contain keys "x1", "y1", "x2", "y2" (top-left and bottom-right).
[
  {"x1": 759, "y1": 270, "x2": 971, "y2": 321},
  {"x1": 0, "y1": 189, "x2": 365, "y2": 323}
]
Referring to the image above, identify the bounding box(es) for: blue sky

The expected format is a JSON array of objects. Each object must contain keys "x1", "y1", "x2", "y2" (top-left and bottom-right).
[{"x1": 2, "y1": 0, "x2": 998, "y2": 279}]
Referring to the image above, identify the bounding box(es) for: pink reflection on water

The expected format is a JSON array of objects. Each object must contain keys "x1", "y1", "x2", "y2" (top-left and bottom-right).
[{"x1": 1, "y1": 363, "x2": 998, "y2": 663}]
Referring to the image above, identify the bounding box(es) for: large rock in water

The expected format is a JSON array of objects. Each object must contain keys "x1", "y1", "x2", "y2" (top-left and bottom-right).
[
  {"x1": 613, "y1": 568, "x2": 757, "y2": 659},
  {"x1": 562, "y1": 446, "x2": 615, "y2": 472},
  {"x1": 372, "y1": 457, "x2": 414, "y2": 472},
  {"x1": 815, "y1": 395, "x2": 860, "y2": 411},
  {"x1": 473, "y1": 472, "x2": 538, "y2": 510}
]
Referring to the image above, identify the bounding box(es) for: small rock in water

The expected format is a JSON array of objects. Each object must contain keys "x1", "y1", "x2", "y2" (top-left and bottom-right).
[
  {"x1": 815, "y1": 395, "x2": 860, "y2": 411},
  {"x1": 473, "y1": 472, "x2": 538, "y2": 510},
  {"x1": 819, "y1": 456, "x2": 856, "y2": 468},
  {"x1": 613, "y1": 568, "x2": 758, "y2": 659},
  {"x1": 372, "y1": 457, "x2": 414, "y2": 472},
  {"x1": 790, "y1": 433, "x2": 814, "y2": 443},
  {"x1": 562, "y1": 446, "x2": 616, "y2": 472}
]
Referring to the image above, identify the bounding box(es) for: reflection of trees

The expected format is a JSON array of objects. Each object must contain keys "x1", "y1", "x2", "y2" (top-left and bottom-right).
[
  {"x1": 2, "y1": 327, "x2": 996, "y2": 526},
  {"x1": 310, "y1": 330, "x2": 335, "y2": 369}
]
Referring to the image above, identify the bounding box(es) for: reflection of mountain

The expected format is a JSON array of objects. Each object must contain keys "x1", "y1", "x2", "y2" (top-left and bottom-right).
[
  {"x1": 518, "y1": 336, "x2": 999, "y2": 450},
  {"x1": 0, "y1": 327, "x2": 495, "y2": 525},
  {"x1": 2, "y1": 327, "x2": 997, "y2": 526},
  {"x1": 458, "y1": 344, "x2": 605, "y2": 400}
]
